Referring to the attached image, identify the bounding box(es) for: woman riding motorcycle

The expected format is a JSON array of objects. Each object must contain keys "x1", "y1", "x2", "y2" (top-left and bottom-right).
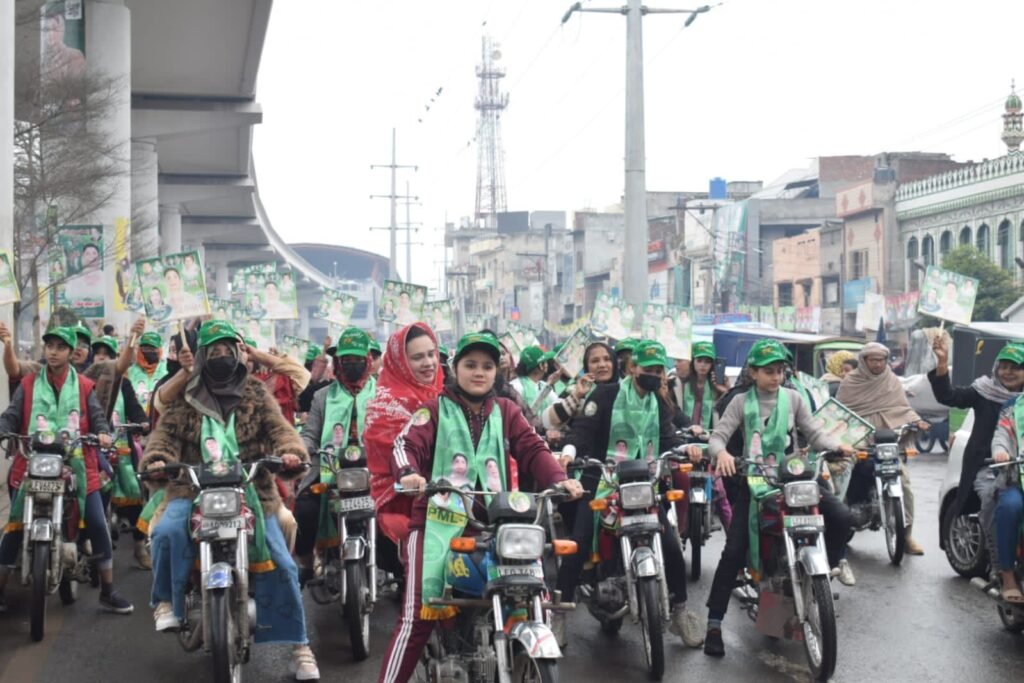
[{"x1": 988, "y1": 378, "x2": 1024, "y2": 602}]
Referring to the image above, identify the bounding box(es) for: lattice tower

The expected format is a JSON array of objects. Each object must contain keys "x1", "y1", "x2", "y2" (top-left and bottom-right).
[{"x1": 474, "y1": 35, "x2": 509, "y2": 228}]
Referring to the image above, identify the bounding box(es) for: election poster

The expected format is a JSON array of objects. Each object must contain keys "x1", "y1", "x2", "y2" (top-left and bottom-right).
[
  {"x1": 378, "y1": 280, "x2": 427, "y2": 325},
  {"x1": 918, "y1": 266, "x2": 978, "y2": 325},
  {"x1": 0, "y1": 250, "x2": 21, "y2": 306},
  {"x1": 555, "y1": 327, "x2": 590, "y2": 379},
  {"x1": 135, "y1": 251, "x2": 210, "y2": 323},
  {"x1": 315, "y1": 288, "x2": 358, "y2": 326},
  {"x1": 590, "y1": 293, "x2": 638, "y2": 341},
  {"x1": 57, "y1": 225, "x2": 104, "y2": 318},
  {"x1": 425, "y1": 299, "x2": 454, "y2": 333},
  {"x1": 241, "y1": 318, "x2": 275, "y2": 350},
  {"x1": 812, "y1": 398, "x2": 874, "y2": 449},
  {"x1": 640, "y1": 303, "x2": 691, "y2": 360},
  {"x1": 282, "y1": 335, "x2": 311, "y2": 363}
]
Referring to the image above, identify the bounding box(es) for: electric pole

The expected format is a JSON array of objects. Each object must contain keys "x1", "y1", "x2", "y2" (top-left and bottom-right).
[
  {"x1": 401, "y1": 180, "x2": 421, "y2": 283},
  {"x1": 370, "y1": 128, "x2": 417, "y2": 281},
  {"x1": 562, "y1": 2, "x2": 712, "y2": 304}
]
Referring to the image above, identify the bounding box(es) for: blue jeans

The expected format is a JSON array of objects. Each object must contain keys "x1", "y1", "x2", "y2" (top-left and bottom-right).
[
  {"x1": 0, "y1": 490, "x2": 113, "y2": 570},
  {"x1": 995, "y1": 486, "x2": 1024, "y2": 571},
  {"x1": 150, "y1": 497, "x2": 308, "y2": 644}
]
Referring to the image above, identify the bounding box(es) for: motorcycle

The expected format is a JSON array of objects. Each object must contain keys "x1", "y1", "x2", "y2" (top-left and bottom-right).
[
  {"x1": 672, "y1": 429, "x2": 714, "y2": 581},
  {"x1": 397, "y1": 481, "x2": 577, "y2": 683},
  {"x1": 731, "y1": 453, "x2": 840, "y2": 683},
  {"x1": 572, "y1": 451, "x2": 689, "y2": 681},
  {"x1": 306, "y1": 446, "x2": 378, "y2": 661},
  {"x1": 970, "y1": 456, "x2": 1024, "y2": 633},
  {"x1": 139, "y1": 456, "x2": 303, "y2": 683},
  {"x1": 840, "y1": 423, "x2": 918, "y2": 565}
]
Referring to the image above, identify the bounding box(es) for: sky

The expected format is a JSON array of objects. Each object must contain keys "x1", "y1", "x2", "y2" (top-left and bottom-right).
[{"x1": 253, "y1": 0, "x2": 1024, "y2": 293}]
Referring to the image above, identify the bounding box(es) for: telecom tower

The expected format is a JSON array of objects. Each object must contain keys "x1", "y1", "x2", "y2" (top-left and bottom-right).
[{"x1": 474, "y1": 36, "x2": 508, "y2": 229}]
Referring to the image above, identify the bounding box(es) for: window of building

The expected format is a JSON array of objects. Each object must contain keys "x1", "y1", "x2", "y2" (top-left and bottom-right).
[
  {"x1": 907, "y1": 237, "x2": 919, "y2": 289},
  {"x1": 960, "y1": 226, "x2": 972, "y2": 247},
  {"x1": 850, "y1": 249, "x2": 869, "y2": 280},
  {"x1": 777, "y1": 282, "x2": 793, "y2": 307},
  {"x1": 922, "y1": 235, "x2": 935, "y2": 267},
  {"x1": 939, "y1": 230, "x2": 952, "y2": 259},
  {"x1": 998, "y1": 220, "x2": 1012, "y2": 270},
  {"x1": 977, "y1": 223, "x2": 990, "y2": 256},
  {"x1": 351, "y1": 302, "x2": 369, "y2": 319}
]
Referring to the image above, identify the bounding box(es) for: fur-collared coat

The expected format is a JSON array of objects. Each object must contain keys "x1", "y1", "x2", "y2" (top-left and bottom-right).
[{"x1": 140, "y1": 376, "x2": 307, "y2": 525}]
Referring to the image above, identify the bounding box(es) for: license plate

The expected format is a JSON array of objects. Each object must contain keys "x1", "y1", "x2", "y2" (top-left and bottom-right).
[
  {"x1": 200, "y1": 517, "x2": 245, "y2": 532},
  {"x1": 495, "y1": 565, "x2": 544, "y2": 579},
  {"x1": 690, "y1": 489, "x2": 706, "y2": 504},
  {"x1": 27, "y1": 479, "x2": 63, "y2": 493},
  {"x1": 878, "y1": 460, "x2": 900, "y2": 475},
  {"x1": 620, "y1": 513, "x2": 659, "y2": 528},
  {"x1": 338, "y1": 496, "x2": 375, "y2": 512},
  {"x1": 784, "y1": 514, "x2": 824, "y2": 529}
]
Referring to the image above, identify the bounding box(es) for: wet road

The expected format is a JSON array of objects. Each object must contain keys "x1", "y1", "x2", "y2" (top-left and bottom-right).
[{"x1": 1, "y1": 452, "x2": 1022, "y2": 682}]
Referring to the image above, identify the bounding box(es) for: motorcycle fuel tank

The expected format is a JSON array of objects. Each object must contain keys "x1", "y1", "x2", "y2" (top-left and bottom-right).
[{"x1": 446, "y1": 549, "x2": 490, "y2": 597}]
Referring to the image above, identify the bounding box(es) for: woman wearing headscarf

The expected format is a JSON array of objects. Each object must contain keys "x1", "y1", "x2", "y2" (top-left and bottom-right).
[
  {"x1": 837, "y1": 342, "x2": 930, "y2": 555},
  {"x1": 930, "y1": 337, "x2": 1024, "y2": 579},
  {"x1": 820, "y1": 350, "x2": 857, "y2": 397},
  {"x1": 541, "y1": 340, "x2": 618, "y2": 431},
  {"x1": 140, "y1": 321, "x2": 319, "y2": 680}
]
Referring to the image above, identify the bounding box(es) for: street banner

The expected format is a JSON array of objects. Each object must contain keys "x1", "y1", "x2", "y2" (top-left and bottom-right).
[
  {"x1": 378, "y1": 280, "x2": 427, "y2": 325},
  {"x1": 795, "y1": 306, "x2": 821, "y2": 333},
  {"x1": 556, "y1": 327, "x2": 591, "y2": 379},
  {"x1": 776, "y1": 306, "x2": 796, "y2": 332},
  {"x1": 884, "y1": 292, "x2": 920, "y2": 328},
  {"x1": 544, "y1": 314, "x2": 591, "y2": 339},
  {"x1": 425, "y1": 299, "x2": 454, "y2": 333},
  {"x1": 0, "y1": 250, "x2": 21, "y2": 306},
  {"x1": 590, "y1": 293, "x2": 639, "y2": 341},
  {"x1": 758, "y1": 306, "x2": 776, "y2": 327},
  {"x1": 315, "y1": 288, "x2": 357, "y2": 326},
  {"x1": 135, "y1": 251, "x2": 210, "y2": 323},
  {"x1": 282, "y1": 335, "x2": 311, "y2": 363},
  {"x1": 55, "y1": 225, "x2": 104, "y2": 318},
  {"x1": 856, "y1": 292, "x2": 885, "y2": 331},
  {"x1": 918, "y1": 266, "x2": 978, "y2": 325}
]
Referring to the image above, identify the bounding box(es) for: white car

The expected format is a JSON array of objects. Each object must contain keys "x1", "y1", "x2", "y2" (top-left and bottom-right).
[{"x1": 937, "y1": 409, "x2": 990, "y2": 577}]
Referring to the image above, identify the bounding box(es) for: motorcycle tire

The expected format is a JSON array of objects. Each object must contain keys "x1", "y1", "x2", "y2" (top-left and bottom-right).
[
  {"x1": 688, "y1": 509, "x2": 703, "y2": 582},
  {"x1": 801, "y1": 574, "x2": 838, "y2": 682},
  {"x1": 59, "y1": 574, "x2": 78, "y2": 605},
  {"x1": 345, "y1": 561, "x2": 371, "y2": 661},
  {"x1": 637, "y1": 577, "x2": 664, "y2": 681},
  {"x1": 915, "y1": 431, "x2": 936, "y2": 454},
  {"x1": 883, "y1": 493, "x2": 906, "y2": 565},
  {"x1": 942, "y1": 505, "x2": 989, "y2": 578},
  {"x1": 510, "y1": 649, "x2": 558, "y2": 683},
  {"x1": 209, "y1": 587, "x2": 240, "y2": 683},
  {"x1": 998, "y1": 603, "x2": 1024, "y2": 633},
  {"x1": 30, "y1": 542, "x2": 50, "y2": 642}
]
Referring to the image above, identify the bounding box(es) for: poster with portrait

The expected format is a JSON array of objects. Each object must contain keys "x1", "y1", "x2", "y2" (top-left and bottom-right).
[
  {"x1": 249, "y1": 270, "x2": 298, "y2": 320},
  {"x1": 241, "y1": 318, "x2": 275, "y2": 350},
  {"x1": 209, "y1": 297, "x2": 237, "y2": 322},
  {"x1": 797, "y1": 371, "x2": 831, "y2": 411},
  {"x1": 378, "y1": 280, "x2": 427, "y2": 325},
  {"x1": 776, "y1": 306, "x2": 797, "y2": 332},
  {"x1": 282, "y1": 335, "x2": 311, "y2": 363},
  {"x1": 56, "y1": 225, "x2": 104, "y2": 318},
  {"x1": 41, "y1": 1, "x2": 86, "y2": 83},
  {"x1": 918, "y1": 266, "x2": 978, "y2": 325},
  {"x1": 315, "y1": 288, "x2": 357, "y2": 326},
  {"x1": 0, "y1": 250, "x2": 21, "y2": 306},
  {"x1": 812, "y1": 398, "x2": 874, "y2": 448},
  {"x1": 555, "y1": 327, "x2": 590, "y2": 379},
  {"x1": 135, "y1": 251, "x2": 210, "y2": 323},
  {"x1": 590, "y1": 293, "x2": 638, "y2": 341},
  {"x1": 425, "y1": 299, "x2": 454, "y2": 333},
  {"x1": 507, "y1": 322, "x2": 540, "y2": 351},
  {"x1": 498, "y1": 332, "x2": 522, "y2": 367}
]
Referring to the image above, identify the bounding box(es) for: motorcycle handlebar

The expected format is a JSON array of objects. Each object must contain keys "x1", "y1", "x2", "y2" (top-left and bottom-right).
[
  {"x1": 138, "y1": 456, "x2": 309, "y2": 484},
  {"x1": 394, "y1": 481, "x2": 572, "y2": 528}
]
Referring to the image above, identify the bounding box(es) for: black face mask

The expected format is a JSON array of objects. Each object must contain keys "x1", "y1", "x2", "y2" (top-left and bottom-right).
[
  {"x1": 636, "y1": 373, "x2": 662, "y2": 393},
  {"x1": 341, "y1": 361, "x2": 367, "y2": 383},
  {"x1": 165, "y1": 360, "x2": 182, "y2": 376},
  {"x1": 141, "y1": 349, "x2": 161, "y2": 364},
  {"x1": 206, "y1": 356, "x2": 238, "y2": 382}
]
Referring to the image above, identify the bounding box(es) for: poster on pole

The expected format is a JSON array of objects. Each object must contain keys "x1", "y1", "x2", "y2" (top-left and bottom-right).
[
  {"x1": 282, "y1": 335, "x2": 311, "y2": 363},
  {"x1": 57, "y1": 225, "x2": 105, "y2": 318},
  {"x1": 498, "y1": 332, "x2": 522, "y2": 367},
  {"x1": 378, "y1": 280, "x2": 427, "y2": 326},
  {"x1": 135, "y1": 251, "x2": 210, "y2": 323},
  {"x1": 918, "y1": 266, "x2": 978, "y2": 325},
  {"x1": 425, "y1": 299, "x2": 454, "y2": 333},
  {"x1": 0, "y1": 250, "x2": 21, "y2": 306},
  {"x1": 315, "y1": 288, "x2": 357, "y2": 326},
  {"x1": 555, "y1": 327, "x2": 590, "y2": 379}
]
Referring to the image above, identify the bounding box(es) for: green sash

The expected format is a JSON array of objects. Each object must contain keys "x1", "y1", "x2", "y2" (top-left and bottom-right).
[
  {"x1": 743, "y1": 388, "x2": 790, "y2": 575},
  {"x1": 316, "y1": 378, "x2": 375, "y2": 548},
  {"x1": 683, "y1": 380, "x2": 715, "y2": 430},
  {"x1": 513, "y1": 377, "x2": 541, "y2": 408},
  {"x1": 421, "y1": 397, "x2": 505, "y2": 620},
  {"x1": 127, "y1": 361, "x2": 167, "y2": 416},
  {"x1": 200, "y1": 414, "x2": 275, "y2": 572},
  {"x1": 7, "y1": 369, "x2": 87, "y2": 532},
  {"x1": 109, "y1": 391, "x2": 142, "y2": 507},
  {"x1": 1014, "y1": 398, "x2": 1024, "y2": 497},
  {"x1": 607, "y1": 380, "x2": 660, "y2": 462}
]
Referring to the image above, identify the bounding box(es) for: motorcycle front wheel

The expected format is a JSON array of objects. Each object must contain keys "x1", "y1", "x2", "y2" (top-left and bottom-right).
[
  {"x1": 511, "y1": 650, "x2": 558, "y2": 683},
  {"x1": 209, "y1": 587, "x2": 241, "y2": 683},
  {"x1": 882, "y1": 492, "x2": 906, "y2": 565},
  {"x1": 30, "y1": 541, "x2": 49, "y2": 642},
  {"x1": 800, "y1": 574, "x2": 837, "y2": 682},
  {"x1": 637, "y1": 577, "x2": 664, "y2": 681},
  {"x1": 998, "y1": 602, "x2": 1024, "y2": 633},
  {"x1": 345, "y1": 560, "x2": 371, "y2": 661}
]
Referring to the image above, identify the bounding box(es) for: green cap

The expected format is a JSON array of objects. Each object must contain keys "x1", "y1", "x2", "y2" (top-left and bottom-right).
[
  {"x1": 139, "y1": 331, "x2": 163, "y2": 348},
  {"x1": 438, "y1": 344, "x2": 450, "y2": 358},
  {"x1": 197, "y1": 320, "x2": 241, "y2": 348},
  {"x1": 519, "y1": 345, "x2": 545, "y2": 372},
  {"x1": 997, "y1": 342, "x2": 1024, "y2": 366},
  {"x1": 43, "y1": 326, "x2": 77, "y2": 350},
  {"x1": 243, "y1": 337, "x2": 257, "y2": 348},
  {"x1": 368, "y1": 339, "x2": 382, "y2": 355},
  {"x1": 329, "y1": 327, "x2": 370, "y2": 358},
  {"x1": 454, "y1": 331, "x2": 501, "y2": 362},
  {"x1": 72, "y1": 323, "x2": 92, "y2": 345},
  {"x1": 615, "y1": 338, "x2": 639, "y2": 355},
  {"x1": 634, "y1": 340, "x2": 668, "y2": 368},
  {"x1": 747, "y1": 339, "x2": 789, "y2": 367},
  {"x1": 540, "y1": 350, "x2": 556, "y2": 363},
  {"x1": 692, "y1": 341, "x2": 716, "y2": 361},
  {"x1": 305, "y1": 344, "x2": 322, "y2": 362},
  {"x1": 92, "y1": 335, "x2": 119, "y2": 355}
]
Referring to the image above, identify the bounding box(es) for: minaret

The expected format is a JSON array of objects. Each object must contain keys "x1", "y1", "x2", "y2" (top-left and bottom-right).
[{"x1": 1002, "y1": 80, "x2": 1023, "y2": 154}]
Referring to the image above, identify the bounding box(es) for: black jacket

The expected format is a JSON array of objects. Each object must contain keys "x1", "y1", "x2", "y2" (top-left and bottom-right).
[{"x1": 568, "y1": 380, "x2": 688, "y2": 460}]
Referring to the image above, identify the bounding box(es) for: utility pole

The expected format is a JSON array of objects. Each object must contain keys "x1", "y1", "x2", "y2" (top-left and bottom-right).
[
  {"x1": 562, "y1": 2, "x2": 712, "y2": 305},
  {"x1": 370, "y1": 128, "x2": 417, "y2": 281},
  {"x1": 401, "y1": 180, "x2": 421, "y2": 283}
]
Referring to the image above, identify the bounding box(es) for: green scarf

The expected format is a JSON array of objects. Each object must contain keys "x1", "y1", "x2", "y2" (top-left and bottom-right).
[
  {"x1": 421, "y1": 396, "x2": 506, "y2": 620},
  {"x1": 743, "y1": 388, "x2": 790, "y2": 575},
  {"x1": 1014, "y1": 398, "x2": 1024, "y2": 495},
  {"x1": 8, "y1": 368, "x2": 88, "y2": 532},
  {"x1": 683, "y1": 380, "x2": 715, "y2": 430},
  {"x1": 109, "y1": 389, "x2": 142, "y2": 507},
  {"x1": 514, "y1": 377, "x2": 541, "y2": 408},
  {"x1": 316, "y1": 378, "x2": 376, "y2": 548},
  {"x1": 199, "y1": 414, "x2": 274, "y2": 572},
  {"x1": 607, "y1": 380, "x2": 661, "y2": 462},
  {"x1": 127, "y1": 361, "x2": 168, "y2": 416}
]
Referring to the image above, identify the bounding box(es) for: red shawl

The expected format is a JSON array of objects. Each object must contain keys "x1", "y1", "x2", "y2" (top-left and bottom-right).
[{"x1": 365, "y1": 322, "x2": 444, "y2": 542}]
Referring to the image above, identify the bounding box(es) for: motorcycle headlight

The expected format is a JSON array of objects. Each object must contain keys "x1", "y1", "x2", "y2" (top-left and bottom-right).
[
  {"x1": 336, "y1": 468, "x2": 370, "y2": 492},
  {"x1": 619, "y1": 482, "x2": 655, "y2": 510},
  {"x1": 199, "y1": 490, "x2": 242, "y2": 518},
  {"x1": 875, "y1": 444, "x2": 899, "y2": 459},
  {"x1": 784, "y1": 481, "x2": 821, "y2": 508},
  {"x1": 496, "y1": 524, "x2": 546, "y2": 561},
  {"x1": 28, "y1": 454, "x2": 62, "y2": 478}
]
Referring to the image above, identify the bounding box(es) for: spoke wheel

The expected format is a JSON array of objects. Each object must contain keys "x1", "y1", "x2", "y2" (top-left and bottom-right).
[
  {"x1": 30, "y1": 542, "x2": 50, "y2": 642},
  {"x1": 209, "y1": 587, "x2": 242, "y2": 683},
  {"x1": 800, "y1": 574, "x2": 837, "y2": 682},
  {"x1": 637, "y1": 577, "x2": 664, "y2": 680},
  {"x1": 943, "y1": 505, "x2": 989, "y2": 578},
  {"x1": 345, "y1": 561, "x2": 371, "y2": 661},
  {"x1": 883, "y1": 493, "x2": 906, "y2": 565},
  {"x1": 511, "y1": 650, "x2": 558, "y2": 683}
]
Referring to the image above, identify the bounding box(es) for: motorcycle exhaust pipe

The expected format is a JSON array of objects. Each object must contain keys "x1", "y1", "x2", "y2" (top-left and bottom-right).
[
  {"x1": 606, "y1": 604, "x2": 630, "y2": 620},
  {"x1": 970, "y1": 576, "x2": 999, "y2": 598}
]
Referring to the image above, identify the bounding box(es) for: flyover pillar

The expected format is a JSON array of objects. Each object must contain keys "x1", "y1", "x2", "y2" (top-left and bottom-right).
[
  {"x1": 215, "y1": 258, "x2": 229, "y2": 299},
  {"x1": 159, "y1": 204, "x2": 181, "y2": 254},
  {"x1": 0, "y1": 0, "x2": 13, "y2": 404},
  {"x1": 130, "y1": 139, "x2": 159, "y2": 260}
]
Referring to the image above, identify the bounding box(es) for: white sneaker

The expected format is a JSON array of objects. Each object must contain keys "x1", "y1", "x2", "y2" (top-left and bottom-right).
[
  {"x1": 836, "y1": 559, "x2": 856, "y2": 587},
  {"x1": 669, "y1": 604, "x2": 706, "y2": 648},
  {"x1": 550, "y1": 611, "x2": 567, "y2": 648},
  {"x1": 290, "y1": 645, "x2": 320, "y2": 681},
  {"x1": 153, "y1": 602, "x2": 180, "y2": 632}
]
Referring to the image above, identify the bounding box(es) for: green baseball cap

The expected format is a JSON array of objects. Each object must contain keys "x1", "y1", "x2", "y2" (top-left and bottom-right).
[
  {"x1": 197, "y1": 320, "x2": 241, "y2": 348},
  {"x1": 747, "y1": 339, "x2": 789, "y2": 367},
  {"x1": 438, "y1": 344, "x2": 450, "y2": 358},
  {"x1": 305, "y1": 344, "x2": 322, "y2": 362},
  {"x1": 540, "y1": 350, "x2": 556, "y2": 363},
  {"x1": 615, "y1": 338, "x2": 639, "y2": 355},
  {"x1": 329, "y1": 327, "x2": 370, "y2": 358},
  {"x1": 243, "y1": 337, "x2": 257, "y2": 348},
  {"x1": 997, "y1": 342, "x2": 1024, "y2": 366},
  {"x1": 139, "y1": 331, "x2": 163, "y2": 348},
  {"x1": 72, "y1": 323, "x2": 92, "y2": 345},
  {"x1": 692, "y1": 341, "x2": 716, "y2": 361},
  {"x1": 634, "y1": 340, "x2": 668, "y2": 368},
  {"x1": 92, "y1": 335, "x2": 119, "y2": 356},
  {"x1": 519, "y1": 345, "x2": 545, "y2": 372},
  {"x1": 368, "y1": 339, "x2": 382, "y2": 356},
  {"x1": 454, "y1": 331, "x2": 501, "y2": 362},
  {"x1": 43, "y1": 326, "x2": 77, "y2": 350}
]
